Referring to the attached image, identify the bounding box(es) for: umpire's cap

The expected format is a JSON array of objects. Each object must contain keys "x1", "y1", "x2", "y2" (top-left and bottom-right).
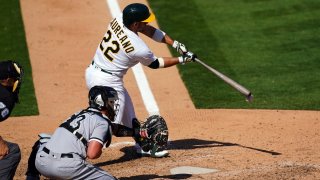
[
  {"x1": 0, "y1": 60, "x2": 23, "y2": 95},
  {"x1": 123, "y1": 3, "x2": 155, "y2": 27},
  {"x1": 0, "y1": 60, "x2": 22, "y2": 80}
]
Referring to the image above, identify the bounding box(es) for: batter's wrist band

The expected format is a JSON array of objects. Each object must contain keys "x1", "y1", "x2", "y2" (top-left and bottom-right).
[
  {"x1": 158, "y1": 58, "x2": 165, "y2": 68},
  {"x1": 178, "y1": 57, "x2": 184, "y2": 64}
]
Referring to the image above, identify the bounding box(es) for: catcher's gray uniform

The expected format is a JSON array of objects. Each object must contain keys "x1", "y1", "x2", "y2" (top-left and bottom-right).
[{"x1": 35, "y1": 108, "x2": 115, "y2": 180}]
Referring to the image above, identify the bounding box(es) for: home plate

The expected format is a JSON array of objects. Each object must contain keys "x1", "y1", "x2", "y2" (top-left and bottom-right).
[{"x1": 170, "y1": 166, "x2": 219, "y2": 175}]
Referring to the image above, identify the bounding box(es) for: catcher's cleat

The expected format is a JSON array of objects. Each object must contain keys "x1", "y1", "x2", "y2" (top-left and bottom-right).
[{"x1": 135, "y1": 144, "x2": 169, "y2": 158}]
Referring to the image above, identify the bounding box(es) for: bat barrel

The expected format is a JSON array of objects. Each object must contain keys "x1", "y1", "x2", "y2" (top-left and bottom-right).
[{"x1": 194, "y1": 58, "x2": 253, "y2": 102}]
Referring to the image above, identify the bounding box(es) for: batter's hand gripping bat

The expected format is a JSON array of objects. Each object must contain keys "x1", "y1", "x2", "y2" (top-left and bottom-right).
[{"x1": 194, "y1": 58, "x2": 253, "y2": 102}]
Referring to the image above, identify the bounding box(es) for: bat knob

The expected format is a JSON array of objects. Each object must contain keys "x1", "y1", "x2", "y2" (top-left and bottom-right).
[{"x1": 246, "y1": 93, "x2": 253, "y2": 103}]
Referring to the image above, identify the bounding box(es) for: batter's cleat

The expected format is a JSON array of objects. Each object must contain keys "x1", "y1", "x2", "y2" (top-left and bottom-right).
[
  {"x1": 135, "y1": 144, "x2": 169, "y2": 158},
  {"x1": 137, "y1": 149, "x2": 169, "y2": 158}
]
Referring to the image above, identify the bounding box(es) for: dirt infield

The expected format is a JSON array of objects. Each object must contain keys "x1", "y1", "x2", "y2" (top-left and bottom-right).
[{"x1": 1, "y1": 0, "x2": 319, "y2": 179}]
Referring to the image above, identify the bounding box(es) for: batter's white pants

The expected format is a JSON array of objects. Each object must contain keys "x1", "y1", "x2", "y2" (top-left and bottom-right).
[{"x1": 85, "y1": 64, "x2": 136, "y2": 128}]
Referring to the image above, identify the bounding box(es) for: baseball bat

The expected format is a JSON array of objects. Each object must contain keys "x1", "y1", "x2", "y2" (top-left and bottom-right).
[{"x1": 194, "y1": 58, "x2": 253, "y2": 102}]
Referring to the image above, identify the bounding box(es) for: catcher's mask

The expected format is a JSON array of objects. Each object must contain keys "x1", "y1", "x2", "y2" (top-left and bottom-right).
[
  {"x1": 88, "y1": 86, "x2": 119, "y2": 121},
  {"x1": 122, "y1": 3, "x2": 155, "y2": 27},
  {"x1": 0, "y1": 60, "x2": 23, "y2": 102}
]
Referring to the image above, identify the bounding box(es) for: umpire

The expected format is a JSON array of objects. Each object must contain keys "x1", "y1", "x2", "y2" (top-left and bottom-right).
[{"x1": 0, "y1": 60, "x2": 23, "y2": 179}]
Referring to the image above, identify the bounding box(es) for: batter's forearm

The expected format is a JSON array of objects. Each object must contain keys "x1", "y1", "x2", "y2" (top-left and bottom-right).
[
  {"x1": 141, "y1": 25, "x2": 175, "y2": 45},
  {"x1": 163, "y1": 34, "x2": 174, "y2": 45},
  {"x1": 163, "y1": 57, "x2": 180, "y2": 67},
  {"x1": 140, "y1": 25, "x2": 156, "y2": 38}
]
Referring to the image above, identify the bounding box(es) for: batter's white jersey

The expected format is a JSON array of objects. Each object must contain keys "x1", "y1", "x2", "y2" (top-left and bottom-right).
[
  {"x1": 94, "y1": 16, "x2": 157, "y2": 77},
  {"x1": 86, "y1": 16, "x2": 157, "y2": 128}
]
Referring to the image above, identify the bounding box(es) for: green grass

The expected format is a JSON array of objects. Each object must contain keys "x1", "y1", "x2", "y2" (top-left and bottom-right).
[
  {"x1": 0, "y1": 1, "x2": 38, "y2": 116},
  {"x1": 149, "y1": 0, "x2": 320, "y2": 110},
  {"x1": 1, "y1": 1, "x2": 318, "y2": 112}
]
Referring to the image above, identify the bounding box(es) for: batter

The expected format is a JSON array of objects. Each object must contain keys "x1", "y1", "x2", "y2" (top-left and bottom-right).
[{"x1": 85, "y1": 3, "x2": 197, "y2": 157}]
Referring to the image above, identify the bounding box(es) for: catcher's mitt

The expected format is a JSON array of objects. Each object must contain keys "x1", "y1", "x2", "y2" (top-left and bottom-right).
[{"x1": 136, "y1": 115, "x2": 169, "y2": 153}]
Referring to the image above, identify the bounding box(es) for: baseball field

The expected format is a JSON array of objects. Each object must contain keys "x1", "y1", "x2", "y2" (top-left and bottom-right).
[{"x1": 1, "y1": 0, "x2": 320, "y2": 179}]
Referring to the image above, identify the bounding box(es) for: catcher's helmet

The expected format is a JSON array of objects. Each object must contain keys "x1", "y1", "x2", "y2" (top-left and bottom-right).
[
  {"x1": 0, "y1": 60, "x2": 23, "y2": 94},
  {"x1": 88, "y1": 86, "x2": 119, "y2": 121},
  {"x1": 122, "y1": 3, "x2": 155, "y2": 27}
]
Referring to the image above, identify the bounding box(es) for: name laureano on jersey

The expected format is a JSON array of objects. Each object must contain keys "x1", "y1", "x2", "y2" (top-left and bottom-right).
[{"x1": 109, "y1": 18, "x2": 134, "y2": 53}]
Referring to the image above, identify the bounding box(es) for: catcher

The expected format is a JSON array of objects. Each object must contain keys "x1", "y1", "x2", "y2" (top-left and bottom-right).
[
  {"x1": 25, "y1": 86, "x2": 169, "y2": 179},
  {"x1": 27, "y1": 86, "x2": 119, "y2": 179}
]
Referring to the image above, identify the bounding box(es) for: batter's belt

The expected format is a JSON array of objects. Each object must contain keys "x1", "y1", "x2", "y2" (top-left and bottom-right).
[{"x1": 91, "y1": 61, "x2": 114, "y2": 75}]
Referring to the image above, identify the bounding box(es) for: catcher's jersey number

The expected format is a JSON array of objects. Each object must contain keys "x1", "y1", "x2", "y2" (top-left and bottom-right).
[{"x1": 99, "y1": 30, "x2": 120, "y2": 61}]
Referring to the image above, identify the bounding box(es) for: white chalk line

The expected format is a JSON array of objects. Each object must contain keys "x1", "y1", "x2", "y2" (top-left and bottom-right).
[{"x1": 108, "y1": 141, "x2": 135, "y2": 148}]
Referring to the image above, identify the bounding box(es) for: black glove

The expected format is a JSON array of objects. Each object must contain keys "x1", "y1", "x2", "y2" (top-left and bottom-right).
[
  {"x1": 135, "y1": 115, "x2": 169, "y2": 152},
  {"x1": 179, "y1": 51, "x2": 197, "y2": 64}
]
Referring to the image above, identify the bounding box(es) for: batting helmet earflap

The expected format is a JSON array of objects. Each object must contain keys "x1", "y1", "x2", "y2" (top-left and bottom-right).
[
  {"x1": 122, "y1": 3, "x2": 155, "y2": 27},
  {"x1": 88, "y1": 86, "x2": 119, "y2": 121}
]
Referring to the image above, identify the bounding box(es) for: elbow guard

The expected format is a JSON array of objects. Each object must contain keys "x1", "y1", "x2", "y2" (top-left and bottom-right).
[{"x1": 148, "y1": 58, "x2": 164, "y2": 69}]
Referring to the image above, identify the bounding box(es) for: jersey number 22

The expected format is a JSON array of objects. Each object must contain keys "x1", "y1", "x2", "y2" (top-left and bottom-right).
[{"x1": 99, "y1": 30, "x2": 120, "y2": 61}]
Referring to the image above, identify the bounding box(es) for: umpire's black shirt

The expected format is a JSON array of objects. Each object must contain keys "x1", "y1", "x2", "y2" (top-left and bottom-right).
[{"x1": 0, "y1": 84, "x2": 15, "y2": 122}]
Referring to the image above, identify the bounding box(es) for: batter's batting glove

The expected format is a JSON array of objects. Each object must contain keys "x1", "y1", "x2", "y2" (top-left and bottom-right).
[
  {"x1": 178, "y1": 51, "x2": 197, "y2": 64},
  {"x1": 172, "y1": 40, "x2": 188, "y2": 55}
]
